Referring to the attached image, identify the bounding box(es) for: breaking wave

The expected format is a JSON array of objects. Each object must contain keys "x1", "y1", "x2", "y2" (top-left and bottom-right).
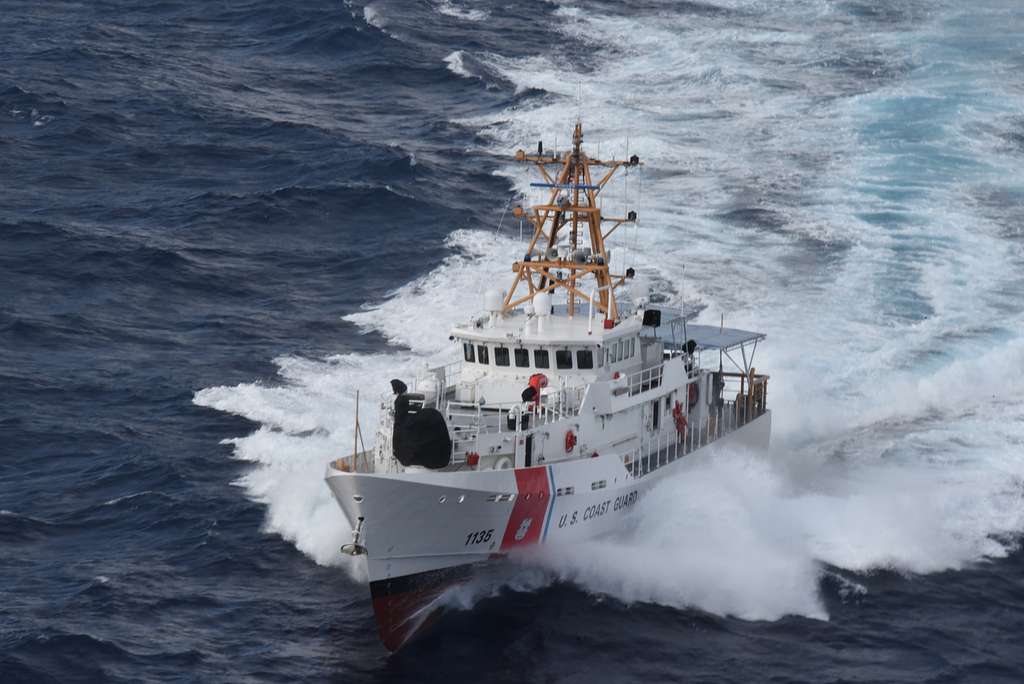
[{"x1": 435, "y1": 1, "x2": 487, "y2": 22}]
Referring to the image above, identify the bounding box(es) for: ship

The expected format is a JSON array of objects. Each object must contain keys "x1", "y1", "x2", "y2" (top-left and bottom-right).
[{"x1": 325, "y1": 122, "x2": 771, "y2": 651}]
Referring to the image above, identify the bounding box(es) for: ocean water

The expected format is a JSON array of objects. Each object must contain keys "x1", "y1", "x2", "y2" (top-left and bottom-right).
[{"x1": 3, "y1": 0, "x2": 1023, "y2": 681}]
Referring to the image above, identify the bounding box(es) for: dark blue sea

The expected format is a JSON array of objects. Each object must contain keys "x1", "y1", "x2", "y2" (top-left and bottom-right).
[{"x1": 3, "y1": 1, "x2": 1024, "y2": 681}]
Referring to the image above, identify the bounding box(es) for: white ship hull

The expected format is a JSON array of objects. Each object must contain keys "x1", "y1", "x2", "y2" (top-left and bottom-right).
[
  {"x1": 325, "y1": 410, "x2": 771, "y2": 650},
  {"x1": 322, "y1": 122, "x2": 774, "y2": 650}
]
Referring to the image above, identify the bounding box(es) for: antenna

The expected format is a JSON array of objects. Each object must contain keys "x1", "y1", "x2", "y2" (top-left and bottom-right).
[
  {"x1": 633, "y1": 157, "x2": 642, "y2": 270},
  {"x1": 623, "y1": 135, "x2": 629, "y2": 268},
  {"x1": 624, "y1": 135, "x2": 630, "y2": 210},
  {"x1": 494, "y1": 196, "x2": 512, "y2": 235},
  {"x1": 681, "y1": 265, "x2": 688, "y2": 351}
]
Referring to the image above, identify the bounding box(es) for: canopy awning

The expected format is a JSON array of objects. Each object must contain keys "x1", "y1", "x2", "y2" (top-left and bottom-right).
[
  {"x1": 649, "y1": 310, "x2": 765, "y2": 352},
  {"x1": 673, "y1": 324, "x2": 765, "y2": 351}
]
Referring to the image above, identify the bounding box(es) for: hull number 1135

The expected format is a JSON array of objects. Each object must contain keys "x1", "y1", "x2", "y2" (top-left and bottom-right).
[{"x1": 465, "y1": 529, "x2": 494, "y2": 546}]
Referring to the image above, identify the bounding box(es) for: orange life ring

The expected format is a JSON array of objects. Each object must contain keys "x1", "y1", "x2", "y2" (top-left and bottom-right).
[{"x1": 564, "y1": 430, "x2": 577, "y2": 453}]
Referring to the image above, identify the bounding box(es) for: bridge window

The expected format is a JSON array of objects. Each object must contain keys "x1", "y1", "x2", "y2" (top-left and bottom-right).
[
  {"x1": 477, "y1": 345, "x2": 489, "y2": 365},
  {"x1": 514, "y1": 348, "x2": 530, "y2": 368},
  {"x1": 495, "y1": 347, "x2": 510, "y2": 367},
  {"x1": 556, "y1": 350, "x2": 573, "y2": 369},
  {"x1": 577, "y1": 349, "x2": 594, "y2": 369},
  {"x1": 463, "y1": 342, "x2": 475, "y2": 363},
  {"x1": 534, "y1": 349, "x2": 549, "y2": 368}
]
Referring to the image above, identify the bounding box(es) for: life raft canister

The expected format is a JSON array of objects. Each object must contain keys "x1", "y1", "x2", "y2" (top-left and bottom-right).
[
  {"x1": 672, "y1": 400, "x2": 688, "y2": 435},
  {"x1": 564, "y1": 429, "x2": 577, "y2": 453}
]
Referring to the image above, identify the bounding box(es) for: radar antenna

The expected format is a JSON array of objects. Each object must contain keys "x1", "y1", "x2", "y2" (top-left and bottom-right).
[{"x1": 507, "y1": 122, "x2": 640, "y2": 320}]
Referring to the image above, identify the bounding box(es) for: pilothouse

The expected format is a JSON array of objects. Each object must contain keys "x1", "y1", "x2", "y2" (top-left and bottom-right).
[{"x1": 325, "y1": 122, "x2": 772, "y2": 651}]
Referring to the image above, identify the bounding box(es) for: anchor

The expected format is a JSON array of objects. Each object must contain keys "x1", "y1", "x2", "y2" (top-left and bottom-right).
[{"x1": 340, "y1": 516, "x2": 368, "y2": 556}]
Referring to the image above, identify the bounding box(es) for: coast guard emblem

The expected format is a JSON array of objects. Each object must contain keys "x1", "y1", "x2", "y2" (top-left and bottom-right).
[{"x1": 514, "y1": 517, "x2": 533, "y2": 541}]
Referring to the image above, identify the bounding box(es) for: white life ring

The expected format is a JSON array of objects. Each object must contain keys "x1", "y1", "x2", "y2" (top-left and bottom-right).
[{"x1": 494, "y1": 456, "x2": 513, "y2": 470}]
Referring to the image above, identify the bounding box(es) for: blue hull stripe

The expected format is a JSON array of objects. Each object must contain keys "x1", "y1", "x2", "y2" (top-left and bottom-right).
[{"x1": 542, "y1": 465, "x2": 556, "y2": 541}]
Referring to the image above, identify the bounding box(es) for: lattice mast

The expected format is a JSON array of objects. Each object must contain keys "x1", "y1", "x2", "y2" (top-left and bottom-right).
[{"x1": 505, "y1": 121, "x2": 639, "y2": 320}]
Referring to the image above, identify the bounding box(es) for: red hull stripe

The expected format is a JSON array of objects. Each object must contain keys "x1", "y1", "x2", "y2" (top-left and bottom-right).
[{"x1": 499, "y1": 466, "x2": 551, "y2": 551}]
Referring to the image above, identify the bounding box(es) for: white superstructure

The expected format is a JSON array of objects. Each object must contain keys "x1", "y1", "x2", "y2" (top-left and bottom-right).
[{"x1": 324, "y1": 123, "x2": 771, "y2": 651}]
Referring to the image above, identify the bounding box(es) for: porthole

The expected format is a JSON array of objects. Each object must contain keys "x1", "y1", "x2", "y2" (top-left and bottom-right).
[
  {"x1": 457, "y1": 494, "x2": 465, "y2": 503},
  {"x1": 438, "y1": 495, "x2": 447, "y2": 504}
]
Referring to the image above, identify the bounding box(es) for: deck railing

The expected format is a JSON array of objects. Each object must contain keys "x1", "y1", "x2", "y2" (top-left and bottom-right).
[
  {"x1": 361, "y1": 366, "x2": 767, "y2": 475},
  {"x1": 406, "y1": 359, "x2": 465, "y2": 410},
  {"x1": 623, "y1": 379, "x2": 768, "y2": 478},
  {"x1": 616, "y1": 364, "x2": 664, "y2": 396},
  {"x1": 720, "y1": 371, "x2": 768, "y2": 426},
  {"x1": 446, "y1": 387, "x2": 586, "y2": 464}
]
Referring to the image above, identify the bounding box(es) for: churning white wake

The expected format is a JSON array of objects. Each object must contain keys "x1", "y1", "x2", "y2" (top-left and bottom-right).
[
  {"x1": 534, "y1": 372, "x2": 1024, "y2": 621},
  {"x1": 198, "y1": 0, "x2": 1024, "y2": 617},
  {"x1": 195, "y1": 353, "x2": 413, "y2": 578}
]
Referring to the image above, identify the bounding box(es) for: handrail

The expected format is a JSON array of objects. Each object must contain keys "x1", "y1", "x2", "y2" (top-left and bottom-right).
[
  {"x1": 376, "y1": 364, "x2": 769, "y2": 475},
  {"x1": 615, "y1": 363, "x2": 704, "y2": 398},
  {"x1": 719, "y1": 370, "x2": 768, "y2": 427},
  {"x1": 624, "y1": 385, "x2": 768, "y2": 479},
  {"x1": 611, "y1": 363, "x2": 665, "y2": 397},
  {"x1": 445, "y1": 385, "x2": 587, "y2": 463}
]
